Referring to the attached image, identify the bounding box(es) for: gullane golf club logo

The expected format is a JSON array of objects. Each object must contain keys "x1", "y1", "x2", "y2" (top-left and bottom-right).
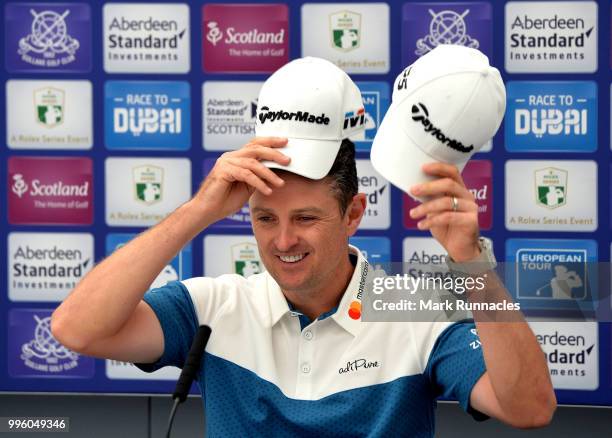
[
  {"x1": 415, "y1": 8, "x2": 479, "y2": 56},
  {"x1": 19, "y1": 8, "x2": 80, "y2": 67}
]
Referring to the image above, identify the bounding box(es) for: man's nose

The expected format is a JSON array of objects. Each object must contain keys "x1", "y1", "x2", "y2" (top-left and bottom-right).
[{"x1": 274, "y1": 223, "x2": 299, "y2": 252}]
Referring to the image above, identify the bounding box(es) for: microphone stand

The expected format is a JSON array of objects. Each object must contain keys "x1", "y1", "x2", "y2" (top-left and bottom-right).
[{"x1": 165, "y1": 325, "x2": 212, "y2": 438}]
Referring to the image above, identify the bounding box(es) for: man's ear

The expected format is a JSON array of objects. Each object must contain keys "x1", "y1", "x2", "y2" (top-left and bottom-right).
[{"x1": 345, "y1": 193, "x2": 367, "y2": 237}]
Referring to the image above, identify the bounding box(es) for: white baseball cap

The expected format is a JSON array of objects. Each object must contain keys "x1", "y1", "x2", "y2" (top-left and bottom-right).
[
  {"x1": 257, "y1": 57, "x2": 366, "y2": 179},
  {"x1": 371, "y1": 45, "x2": 506, "y2": 201}
]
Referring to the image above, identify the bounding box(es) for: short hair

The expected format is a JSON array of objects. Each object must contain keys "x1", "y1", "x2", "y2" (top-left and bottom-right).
[{"x1": 325, "y1": 138, "x2": 358, "y2": 216}]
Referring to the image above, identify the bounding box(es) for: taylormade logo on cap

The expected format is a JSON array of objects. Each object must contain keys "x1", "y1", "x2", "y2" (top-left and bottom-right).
[
  {"x1": 256, "y1": 57, "x2": 365, "y2": 180},
  {"x1": 258, "y1": 107, "x2": 331, "y2": 125},
  {"x1": 371, "y1": 45, "x2": 506, "y2": 201},
  {"x1": 410, "y1": 103, "x2": 474, "y2": 153}
]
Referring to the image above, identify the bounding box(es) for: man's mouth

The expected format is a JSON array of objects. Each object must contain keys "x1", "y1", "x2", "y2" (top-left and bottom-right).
[{"x1": 277, "y1": 253, "x2": 308, "y2": 264}]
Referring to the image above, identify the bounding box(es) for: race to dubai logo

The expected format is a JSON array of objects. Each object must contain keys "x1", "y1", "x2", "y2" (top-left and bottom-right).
[
  {"x1": 329, "y1": 11, "x2": 361, "y2": 52},
  {"x1": 505, "y1": 81, "x2": 596, "y2": 153},
  {"x1": 18, "y1": 8, "x2": 80, "y2": 67},
  {"x1": 133, "y1": 165, "x2": 163, "y2": 206},
  {"x1": 105, "y1": 81, "x2": 191, "y2": 150},
  {"x1": 21, "y1": 314, "x2": 79, "y2": 373},
  {"x1": 35, "y1": 87, "x2": 64, "y2": 128},
  {"x1": 415, "y1": 8, "x2": 479, "y2": 56},
  {"x1": 231, "y1": 243, "x2": 262, "y2": 277},
  {"x1": 535, "y1": 167, "x2": 567, "y2": 209}
]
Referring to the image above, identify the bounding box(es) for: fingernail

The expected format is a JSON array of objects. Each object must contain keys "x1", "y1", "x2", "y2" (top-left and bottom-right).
[
  {"x1": 409, "y1": 208, "x2": 416, "y2": 218},
  {"x1": 411, "y1": 184, "x2": 421, "y2": 194},
  {"x1": 417, "y1": 220, "x2": 425, "y2": 229}
]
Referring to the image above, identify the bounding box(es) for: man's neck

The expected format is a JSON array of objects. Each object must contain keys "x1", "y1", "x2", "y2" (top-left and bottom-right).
[{"x1": 283, "y1": 253, "x2": 355, "y2": 321}]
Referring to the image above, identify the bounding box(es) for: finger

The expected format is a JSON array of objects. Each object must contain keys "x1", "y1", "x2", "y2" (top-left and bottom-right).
[
  {"x1": 410, "y1": 177, "x2": 472, "y2": 199},
  {"x1": 239, "y1": 145, "x2": 291, "y2": 166},
  {"x1": 226, "y1": 165, "x2": 272, "y2": 195},
  {"x1": 409, "y1": 196, "x2": 477, "y2": 219},
  {"x1": 227, "y1": 157, "x2": 285, "y2": 187},
  {"x1": 246, "y1": 137, "x2": 288, "y2": 148},
  {"x1": 416, "y1": 212, "x2": 477, "y2": 230},
  {"x1": 420, "y1": 163, "x2": 466, "y2": 187}
]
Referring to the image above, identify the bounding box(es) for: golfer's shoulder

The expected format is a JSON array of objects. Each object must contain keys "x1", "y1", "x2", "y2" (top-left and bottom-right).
[{"x1": 180, "y1": 272, "x2": 270, "y2": 313}]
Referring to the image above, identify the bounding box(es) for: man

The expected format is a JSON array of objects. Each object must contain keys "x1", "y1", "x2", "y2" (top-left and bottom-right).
[{"x1": 51, "y1": 57, "x2": 555, "y2": 436}]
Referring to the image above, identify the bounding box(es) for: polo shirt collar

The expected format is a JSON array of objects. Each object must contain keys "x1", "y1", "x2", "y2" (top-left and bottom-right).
[{"x1": 265, "y1": 245, "x2": 369, "y2": 337}]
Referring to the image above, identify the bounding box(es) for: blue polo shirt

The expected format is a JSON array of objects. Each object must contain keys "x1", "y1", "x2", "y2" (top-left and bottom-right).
[{"x1": 136, "y1": 246, "x2": 487, "y2": 437}]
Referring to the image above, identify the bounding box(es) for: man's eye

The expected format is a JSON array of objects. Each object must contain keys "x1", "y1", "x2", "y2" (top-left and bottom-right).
[
  {"x1": 298, "y1": 216, "x2": 316, "y2": 222},
  {"x1": 257, "y1": 216, "x2": 272, "y2": 223}
]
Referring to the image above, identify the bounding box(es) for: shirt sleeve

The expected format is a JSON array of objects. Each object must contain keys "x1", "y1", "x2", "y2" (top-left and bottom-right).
[
  {"x1": 424, "y1": 320, "x2": 489, "y2": 421},
  {"x1": 133, "y1": 280, "x2": 198, "y2": 373}
]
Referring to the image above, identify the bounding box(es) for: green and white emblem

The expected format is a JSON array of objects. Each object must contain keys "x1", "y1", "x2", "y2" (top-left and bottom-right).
[
  {"x1": 330, "y1": 11, "x2": 361, "y2": 52},
  {"x1": 133, "y1": 165, "x2": 163, "y2": 205},
  {"x1": 535, "y1": 167, "x2": 567, "y2": 209},
  {"x1": 34, "y1": 87, "x2": 64, "y2": 128}
]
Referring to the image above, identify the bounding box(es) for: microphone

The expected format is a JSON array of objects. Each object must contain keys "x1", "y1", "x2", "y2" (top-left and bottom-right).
[{"x1": 165, "y1": 325, "x2": 212, "y2": 438}]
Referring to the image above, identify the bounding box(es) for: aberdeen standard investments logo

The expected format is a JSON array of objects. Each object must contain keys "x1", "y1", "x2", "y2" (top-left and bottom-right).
[
  {"x1": 5, "y1": 3, "x2": 92, "y2": 73},
  {"x1": 9, "y1": 233, "x2": 93, "y2": 302},
  {"x1": 203, "y1": 4, "x2": 288, "y2": 73},
  {"x1": 505, "y1": 2, "x2": 597, "y2": 73},
  {"x1": 103, "y1": 3, "x2": 190, "y2": 73},
  {"x1": 105, "y1": 81, "x2": 190, "y2": 150},
  {"x1": 8, "y1": 157, "x2": 93, "y2": 225},
  {"x1": 203, "y1": 82, "x2": 262, "y2": 151},
  {"x1": 506, "y1": 81, "x2": 597, "y2": 152}
]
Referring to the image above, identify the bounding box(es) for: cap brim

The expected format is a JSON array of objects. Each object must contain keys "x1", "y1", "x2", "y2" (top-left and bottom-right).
[
  {"x1": 371, "y1": 107, "x2": 468, "y2": 202},
  {"x1": 263, "y1": 137, "x2": 341, "y2": 180}
]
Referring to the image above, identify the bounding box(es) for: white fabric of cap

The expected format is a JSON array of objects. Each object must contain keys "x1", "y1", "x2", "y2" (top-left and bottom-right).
[
  {"x1": 257, "y1": 57, "x2": 365, "y2": 180},
  {"x1": 371, "y1": 45, "x2": 506, "y2": 201}
]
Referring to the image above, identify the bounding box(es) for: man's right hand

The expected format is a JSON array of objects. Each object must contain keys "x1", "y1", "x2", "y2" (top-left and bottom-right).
[{"x1": 194, "y1": 137, "x2": 290, "y2": 223}]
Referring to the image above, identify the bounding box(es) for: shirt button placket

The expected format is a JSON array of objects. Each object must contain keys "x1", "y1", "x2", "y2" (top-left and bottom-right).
[{"x1": 295, "y1": 325, "x2": 316, "y2": 399}]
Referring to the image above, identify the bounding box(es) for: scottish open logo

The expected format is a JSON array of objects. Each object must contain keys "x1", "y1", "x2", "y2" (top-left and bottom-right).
[
  {"x1": 535, "y1": 167, "x2": 567, "y2": 209},
  {"x1": 330, "y1": 11, "x2": 361, "y2": 52},
  {"x1": 231, "y1": 243, "x2": 262, "y2": 277},
  {"x1": 133, "y1": 165, "x2": 163, "y2": 206}
]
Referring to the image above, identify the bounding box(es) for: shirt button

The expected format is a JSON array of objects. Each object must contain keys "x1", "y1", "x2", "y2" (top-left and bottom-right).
[
  {"x1": 301, "y1": 363, "x2": 311, "y2": 374},
  {"x1": 303, "y1": 330, "x2": 313, "y2": 340}
]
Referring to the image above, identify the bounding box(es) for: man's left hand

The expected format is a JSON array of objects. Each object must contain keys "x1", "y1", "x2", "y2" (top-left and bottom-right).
[{"x1": 409, "y1": 162, "x2": 480, "y2": 262}]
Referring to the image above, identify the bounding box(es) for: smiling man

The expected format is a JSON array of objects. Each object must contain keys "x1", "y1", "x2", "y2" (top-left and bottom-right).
[{"x1": 51, "y1": 56, "x2": 555, "y2": 437}]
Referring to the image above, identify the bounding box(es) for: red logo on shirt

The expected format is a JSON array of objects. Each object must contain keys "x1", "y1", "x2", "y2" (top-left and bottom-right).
[{"x1": 348, "y1": 300, "x2": 361, "y2": 319}]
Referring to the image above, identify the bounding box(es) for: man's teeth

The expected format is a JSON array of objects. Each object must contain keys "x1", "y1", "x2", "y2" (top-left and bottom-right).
[{"x1": 279, "y1": 254, "x2": 305, "y2": 263}]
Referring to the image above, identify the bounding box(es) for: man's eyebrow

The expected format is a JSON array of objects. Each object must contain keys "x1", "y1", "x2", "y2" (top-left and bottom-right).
[
  {"x1": 291, "y1": 207, "x2": 326, "y2": 215},
  {"x1": 250, "y1": 207, "x2": 326, "y2": 215},
  {"x1": 251, "y1": 207, "x2": 274, "y2": 215}
]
